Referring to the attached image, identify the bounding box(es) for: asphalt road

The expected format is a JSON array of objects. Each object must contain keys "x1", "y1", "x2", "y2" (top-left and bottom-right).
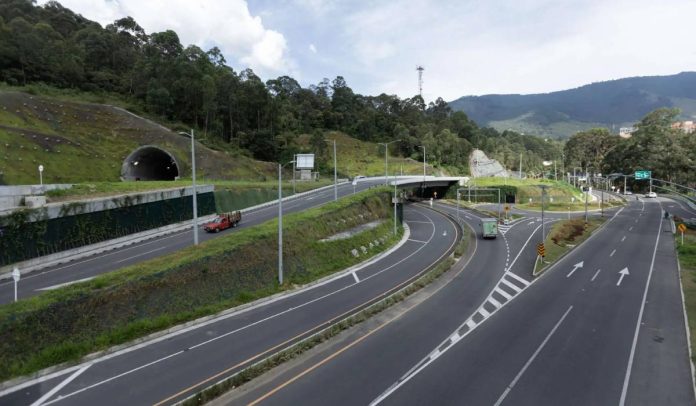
[
  {"x1": 0, "y1": 202, "x2": 460, "y2": 406},
  {"x1": 0, "y1": 179, "x2": 386, "y2": 304},
  {"x1": 228, "y1": 197, "x2": 693, "y2": 405}
]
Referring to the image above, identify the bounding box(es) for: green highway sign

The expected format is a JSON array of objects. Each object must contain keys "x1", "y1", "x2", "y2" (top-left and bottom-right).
[{"x1": 635, "y1": 170, "x2": 651, "y2": 180}]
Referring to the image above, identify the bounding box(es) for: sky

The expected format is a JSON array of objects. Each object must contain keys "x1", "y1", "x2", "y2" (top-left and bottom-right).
[{"x1": 40, "y1": 0, "x2": 696, "y2": 102}]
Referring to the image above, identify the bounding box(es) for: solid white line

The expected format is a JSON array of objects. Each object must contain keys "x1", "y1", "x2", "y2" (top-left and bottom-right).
[
  {"x1": 506, "y1": 223, "x2": 544, "y2": 273},
  {"x1": 505, "y1": 271, "x2": 530, "y2": 287},
  {"x1": 478, "y1": 308, "x2": 490, "y2": 318},
  {"x1": 495, "y1": 287, "x2": 513, "y2": 301},
  {"x1": 629, "y1": 226, "x2": 633, "y2": 231},
  {"x1": 500, "y1": 278, "x2": 522, "y2": 293},
  {"x1": 407, "y1": 239, "x2": 428, "y2": 244},
  {"x1": 30, "y1": 364, "x2": 91, "y2": 406},
  {"x1": 619, "y1": 209, "x2": 663, "y2": 406},
  {"x1": 488, "y1": 297, "x2": 502, "y2": 309},
  {"x1": 610, "y1": 249, "x2": 616, "y2": 257},
  {"x1": 114, "y1": 247, "x2": 166, "y2": 264},
  {"x1": 351, "y1": 271, "x2": 360, "y2": 283},
  {"x1": 493, "y1": 306, "x2": 573, "y2": 406},
  {"x1": 36, "y1": 277, "x2": 95, "y2": 291},
  {"x1": 621, "y1": 235, "x2": 626, "y2": 242},
  {"x1": 591, "y1": 269, "x2": 601, "y2": 282}
]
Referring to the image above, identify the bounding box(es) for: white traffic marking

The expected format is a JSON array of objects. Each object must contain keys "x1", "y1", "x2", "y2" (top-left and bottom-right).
[
  {"x1": 528, "y1": 221, "x2": 536, "y2": 225},
  {"x1": 30, "y1": 364, "x2": 91, "y2": 406},
  {"x1": 494, "y1": 306, "x2": 573, "y2": 406},
  {"x1": 478, "y1": 308, "x2": 490, "y2": 318},
  {"x1": 591, "y1": 269, "x2": 601, "y2": 282},
  {"x1": 505, "y1": 271, "x2": 530, "y2": 287},
  {"x1": 351, "y1": 272, "x2": 360, "y2": 283},
  {"x1": 610, "y1": 249, "x2": 616, "y2": 257},
  {"x1": 488, "y1": 297, "x2": 503, "y2": 309},
  {"x1": 466, "y1": 319, "x2": 476, "y2": 330},
  {"x1": 616, "y1": 268, "x2": 629, "y2": 286},
  {"x1": 36, "y1": 277, "x2": 95, "y2": 291},
  {"x1": 566, "y1": 261, "x2": 584, "y2": 278},
  {"x1": 114, "y1": 247, "x2": 167, "y2": 264},
  {"x1": 621, "y1": 235, "x2": 626, "y2": 242},
  {"x1": 501, "y1": 278, "x2": 522, "y2": 293},
  {"x1": 629, "y1": 226, "x2": 633, "y2": 231},
  {"x1": 495, "y1": 287, "x2": 513, "y2": 301},
  {"x1": 405, "y1": 221, "x2": 432, "y2": 224},
  {"x1": 620, "y1": 215, "x2": 663, "y2": 405},
  {"x1": 407, "y1": 238, "x2": 428, "y2": 244},
  {"x1": 635, "y1": 219, "x2": 639, "y2": 223}
]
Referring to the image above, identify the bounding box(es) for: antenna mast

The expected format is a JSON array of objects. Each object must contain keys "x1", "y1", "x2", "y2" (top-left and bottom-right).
[{"x1": 416, "y1": 65, "x2": 424, "y2": 98}]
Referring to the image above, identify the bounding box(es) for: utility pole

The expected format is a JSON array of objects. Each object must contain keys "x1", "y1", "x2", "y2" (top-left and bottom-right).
[
  {"x1": 333, "y1": 139, "x2": 337, "y2": 201},
  {"x1": 519, "y1": 153, "x2": 523, "y2": 178}
]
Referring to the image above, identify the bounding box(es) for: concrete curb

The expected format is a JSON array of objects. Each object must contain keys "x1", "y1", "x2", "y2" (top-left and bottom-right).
[
  {"x1": 0, "y1": 182, "x2": 347, "y2": 280},
  {"x1": 675, "y1": 247, "x2": 696, "y2": 399},
  {"x1": 0, "y1": 220, "x2": 409, "y2": 392}
]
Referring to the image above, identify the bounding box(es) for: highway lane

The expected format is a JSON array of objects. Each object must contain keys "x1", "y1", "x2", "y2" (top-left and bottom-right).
[
  {"x1": 0, "y1": 179, "x2": 388, "y2": 304},
  {"x1": 0, "y1": 203, "x2": 460, "y2": 406},
  {"x1": 372, "y1": 194, "x2": 693, "y2": 405},
  {"x1": 225, "y1": 204, "x2": 565, "y2": 405}
]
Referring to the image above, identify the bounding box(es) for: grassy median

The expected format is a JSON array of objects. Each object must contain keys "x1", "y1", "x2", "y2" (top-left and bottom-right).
[
  {"x1": 534, "y1": 217, "x2": 605, "y2": 275},
  {"x1": 0, "y1": 188, "x2": 402, "y2": 381}
]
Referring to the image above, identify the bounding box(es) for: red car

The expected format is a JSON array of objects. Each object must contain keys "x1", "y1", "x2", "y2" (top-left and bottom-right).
[{"x1": 203, "y1": 211, "x2": 241, "y2": 232}]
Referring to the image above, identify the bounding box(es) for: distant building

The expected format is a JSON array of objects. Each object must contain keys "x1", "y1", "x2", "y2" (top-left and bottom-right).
[
  {"x1": 619, "y1": 127, "x2": 636, "y2": 138},
  {"x1": 671, "y1": 121, "x2": 695, "y2": 134}
]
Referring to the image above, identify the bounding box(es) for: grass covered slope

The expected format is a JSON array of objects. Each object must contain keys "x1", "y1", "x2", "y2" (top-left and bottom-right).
[
  {"x1": 0, "y1": 90, "x2": 276, "y2": 184},
  {"x1": 0, "y1": 188, "x2": 401, "y2": 380}
]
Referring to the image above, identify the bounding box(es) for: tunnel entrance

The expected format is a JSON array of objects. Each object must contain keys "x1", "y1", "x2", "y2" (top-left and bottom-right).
[{"x1": 121, "y1": 146, "x2": 180, "y2": 181}]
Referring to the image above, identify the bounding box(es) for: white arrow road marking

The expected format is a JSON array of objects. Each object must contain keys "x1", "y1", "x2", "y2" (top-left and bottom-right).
[
  {"x1": 566, "y1": 261, "x2": 584, "y2": 278},
  {"x1": 617, "y1": 268, "x2": 629, "y2": 286}
]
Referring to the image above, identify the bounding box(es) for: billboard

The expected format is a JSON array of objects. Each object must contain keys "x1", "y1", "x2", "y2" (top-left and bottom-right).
[{"x1": 296, "y1": 154, "x2": 315, "y2": 169}]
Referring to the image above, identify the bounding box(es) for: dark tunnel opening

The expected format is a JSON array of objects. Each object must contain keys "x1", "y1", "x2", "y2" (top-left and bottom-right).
[{"x1": 121, "y1": 146, "x2": 180, "y2": 181}]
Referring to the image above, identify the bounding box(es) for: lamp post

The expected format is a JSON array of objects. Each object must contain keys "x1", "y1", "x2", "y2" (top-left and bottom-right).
[
  {"x1": 538, "y1": 185, "x2": 549, "y2": 244},
  {"x1": 324, "y1": 138, "x2": 338, "y2": 201},
  {"x1": 179, "y1": 130, "x2": 198, "y2": 246},
  {"x1": 278, "y1": 160, "x2": 295, "y2": 285},
  {"x1": 418, "y1": 145, "x2": 426, "y2": 198},
  {"x1": 378, "y1": 140, "x2": 401, "y2": 186},
  {"x1": 38, "y1": 165, "x2": 44, "y2": 186}
]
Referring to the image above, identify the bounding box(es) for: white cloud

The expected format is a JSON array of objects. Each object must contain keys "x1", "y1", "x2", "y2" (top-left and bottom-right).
[
  {"x1": 38, "y1": 0, "x2": 293, "y2": 77},
  {"x1": 309, "y1": 44, "x2": 317, "y2": 54}
]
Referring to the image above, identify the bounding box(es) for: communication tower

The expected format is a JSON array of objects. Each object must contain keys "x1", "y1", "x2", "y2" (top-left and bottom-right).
[{"x1": 416, "y1": 65, "x2": 424, "y2": 98}]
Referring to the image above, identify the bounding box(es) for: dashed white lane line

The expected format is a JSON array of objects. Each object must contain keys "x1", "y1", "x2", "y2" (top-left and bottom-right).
[
  {"x1": 500, "y1": 278, "x2": 522, "y2": 294},
  {"x1": 351, "y1": 272, "x2": 360, "y2": 283},
  {"x1": 629, "y1": 226, "x2": 634, "y2": 231},
  {"x1": 493, "y1": 306, "x2": 574, "y2": 406},
  {"x1": 30, "y1": 364, "x2": 91, "y2": 406},
  {"x1": 114, "y1": 247, "x2": 167, "y2": 264},
  {"x1": 610, "y1": 249, "x2": 616, "y2": 257},
  {"x1": 621, "y1": 235, "x2": 626, "y2": 242},
  {"x1": 591, "y1": 269, "x2": 601, "y2": 282}
]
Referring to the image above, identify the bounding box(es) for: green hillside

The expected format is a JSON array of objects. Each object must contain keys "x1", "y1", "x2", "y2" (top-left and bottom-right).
[{"x1": 449, "y1": 72, "x2": 696, "y2": 138}]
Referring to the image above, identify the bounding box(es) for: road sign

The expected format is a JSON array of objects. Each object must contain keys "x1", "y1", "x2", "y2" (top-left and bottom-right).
[
  {"x1": 678, "y1": 223, "x2": 687, "y2": 233},
  {"x1": 536, "y1": 243, "x2": 545, "y2": 257},
  {"x1": 12, "y1": 267, "x2": 20, "y2": 282},
  {"x1": 635, "y1": 170, "x2": 651, "y2": 180}
]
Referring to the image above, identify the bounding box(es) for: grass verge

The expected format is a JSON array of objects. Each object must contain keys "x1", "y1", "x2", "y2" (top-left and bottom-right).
[
  {"x1": 677, "y1": 228, "x2": 696, "y2": 367},
  {"x1": 533, "y1": 217, "x2": 605, "y2": 276},
  {"x1": 181, "y1": 255, "x2": 459, "y2": 406},
  {"x1": 0, "y1": 189, "x2": 401, "y2": 381}
]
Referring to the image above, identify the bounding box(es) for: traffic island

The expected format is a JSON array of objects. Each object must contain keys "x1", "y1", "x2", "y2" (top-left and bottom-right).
[{"x1": 533, "y1": 218, "x2": 605, "y2": 276}]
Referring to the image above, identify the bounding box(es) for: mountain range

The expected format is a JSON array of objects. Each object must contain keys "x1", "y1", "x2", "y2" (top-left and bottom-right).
[{"x1": 448, "y1": 72, "x2": 696, "y2": 138}]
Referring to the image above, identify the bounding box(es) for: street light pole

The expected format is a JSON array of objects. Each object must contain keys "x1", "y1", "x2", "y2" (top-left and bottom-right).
[
  {"x1": 378, "y1": 140, "x2": 401, "y2": 187},
  {"x1": 333, "y1": 139, "x2": 337, "y2": 201},
  {"x1": 539, "y1": 185, "x2": 548, "y2": 244},
  {"x1": 278, "y1": 160, "x2": 295, "y2": 285},
  {"x1": 38, "y1": 165, "x2": 44, "y2": 186},
  {"x1": 179, "y1": 129, "x2": 199, "y2": 246}
]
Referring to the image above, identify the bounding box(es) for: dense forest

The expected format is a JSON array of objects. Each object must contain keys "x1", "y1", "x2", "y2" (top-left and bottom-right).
[{"x1": 0, "y1": 0, "x2": 564, "y2": 176}]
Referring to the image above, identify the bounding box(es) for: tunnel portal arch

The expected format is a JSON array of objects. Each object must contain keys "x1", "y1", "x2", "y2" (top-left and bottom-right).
[{"x1": 121, "y1": 145, "x2": 181, "y2": 181}]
